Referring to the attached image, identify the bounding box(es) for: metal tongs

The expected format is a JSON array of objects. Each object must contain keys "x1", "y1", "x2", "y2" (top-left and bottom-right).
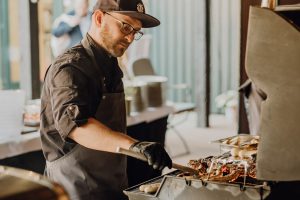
[{"x1": 116, "y1": 147, "x2": 199, "y2": 175}]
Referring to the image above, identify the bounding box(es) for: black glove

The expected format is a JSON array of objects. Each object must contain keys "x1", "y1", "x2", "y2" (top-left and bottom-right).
[{"x1": 130, "y1": 141, "x2": 172, "y2": 171}]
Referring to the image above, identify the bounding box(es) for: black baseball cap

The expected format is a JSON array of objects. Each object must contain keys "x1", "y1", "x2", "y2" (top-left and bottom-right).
[{"x1": 93, "y1": 0, "x2": 160, "y2": 28}]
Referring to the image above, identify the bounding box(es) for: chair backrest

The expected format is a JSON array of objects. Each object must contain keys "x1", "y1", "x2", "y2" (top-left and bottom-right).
[
  {"x1": 131, "y1": 58, "x2": 156, "y2": 76},
  {"x1": 131, "y1": 58, "x2": 194, "y2": 103}
]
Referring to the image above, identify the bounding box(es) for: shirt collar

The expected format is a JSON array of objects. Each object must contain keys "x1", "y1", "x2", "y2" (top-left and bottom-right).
[
  {"x1": 86, "y1": 33, "x2": 113, "y2": 59},
  {"x1": 85, "y1": 33, "x2": 122, "y2": 80}
]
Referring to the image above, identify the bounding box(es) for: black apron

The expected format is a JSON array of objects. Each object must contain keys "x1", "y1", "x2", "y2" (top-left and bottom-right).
[{"x1": 46, "y1": 36, "x2": 128, "y2": 200}]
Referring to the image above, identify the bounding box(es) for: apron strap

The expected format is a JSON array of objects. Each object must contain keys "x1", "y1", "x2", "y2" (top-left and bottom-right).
[{"x1": 81, "y1": 36, "x2": 107, "y2": 93}]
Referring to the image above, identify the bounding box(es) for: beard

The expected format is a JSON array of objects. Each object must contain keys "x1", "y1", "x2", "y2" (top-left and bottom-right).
[{"x1": 99, "y1": 23, "x2": 131, "y2": 57}]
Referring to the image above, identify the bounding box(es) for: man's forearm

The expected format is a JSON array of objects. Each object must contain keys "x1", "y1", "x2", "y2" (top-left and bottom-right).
[{"x1": 68, "y1": 118, "x2": 137, "y2": 153}]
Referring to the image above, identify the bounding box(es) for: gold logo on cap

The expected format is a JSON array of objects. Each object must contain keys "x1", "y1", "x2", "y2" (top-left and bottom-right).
[{"x1": 137, "y1": 3, "x2": 144, "y2": 13}]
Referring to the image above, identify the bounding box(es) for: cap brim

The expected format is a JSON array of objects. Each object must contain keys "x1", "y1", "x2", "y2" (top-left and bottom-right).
[{"x1": 112, "y1": 11, "x2": 160, "y2": 28}]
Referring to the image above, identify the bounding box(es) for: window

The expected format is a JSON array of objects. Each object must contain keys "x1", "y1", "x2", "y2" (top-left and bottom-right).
[{"x1": 0, "y1": 0, "x2": 21, "y2": 89}]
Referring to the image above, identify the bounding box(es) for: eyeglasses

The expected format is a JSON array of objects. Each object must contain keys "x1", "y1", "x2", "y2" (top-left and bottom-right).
[{"x1": 104, "y1": 12, "x2": 143, "y2": 41}]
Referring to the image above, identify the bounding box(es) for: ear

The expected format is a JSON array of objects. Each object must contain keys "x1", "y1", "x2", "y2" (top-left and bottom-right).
[{"x1": 93, "y1": 10, "x2": 105, "y2": 27}]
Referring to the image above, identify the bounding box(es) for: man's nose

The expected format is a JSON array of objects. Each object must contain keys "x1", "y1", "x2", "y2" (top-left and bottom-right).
[{"x1": 125, "y1": 32, "x2": 135, "y2": 43}]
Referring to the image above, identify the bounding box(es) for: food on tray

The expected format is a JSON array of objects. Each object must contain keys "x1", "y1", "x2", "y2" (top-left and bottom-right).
[
  {"x1": 139, "y1": 183, "x2": 160, "y2": 194},
  {"x1": 230, "y1": 147, "x2": 240, "y2": 157},
  {"x1": 174, "y1": 135, "x2": 261, "y2": 186},
  {"x1": 220, "y1": 135, "x2": 259, "y2": 147},
  {"x1": 211, "y1": 134, "x2": 260, "y2": 155},
  {"x1": 250, "y1": 138, "x2": 259, "y2": 145},
  {"x1": 230, "y1": 147, "x2": 257, "y2": 159},
  {"x1": 183, "y1": 150, "x2": 259, "y2": 185}
]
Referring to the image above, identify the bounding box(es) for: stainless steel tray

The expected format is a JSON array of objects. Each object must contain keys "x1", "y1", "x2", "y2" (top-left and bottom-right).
[{"x1": 124, "y1": 170, "x2": 270, "y2": 200}]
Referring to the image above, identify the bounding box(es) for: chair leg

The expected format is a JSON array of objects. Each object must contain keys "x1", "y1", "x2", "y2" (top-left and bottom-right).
[{"x1": 167, "y1": 124, "x2": 190, "y2": 158}]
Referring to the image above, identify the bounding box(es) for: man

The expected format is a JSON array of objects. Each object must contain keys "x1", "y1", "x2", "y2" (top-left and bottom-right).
[
  {"x1": 40, "y1": 0, "x2": 172, "y2": 199},
  {"x1": 51, "y1": 0, "x2": 91, "y2": 57}
]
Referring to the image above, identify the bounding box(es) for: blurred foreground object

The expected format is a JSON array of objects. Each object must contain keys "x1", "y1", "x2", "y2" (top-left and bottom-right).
[
  {"x1": 0, "y1": 165, "x2": 69, "y2": 200},
  {"x1": 246, "y1": 6, "x2": 300, "y2": 180}
]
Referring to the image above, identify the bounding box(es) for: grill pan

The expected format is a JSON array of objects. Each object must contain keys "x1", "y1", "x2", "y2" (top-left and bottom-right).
[{"x1": 124, "y1": 170, "x2": 270, "y2": 200}]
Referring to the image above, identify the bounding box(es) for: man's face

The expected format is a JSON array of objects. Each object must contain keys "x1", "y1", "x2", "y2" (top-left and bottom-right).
[{"x1": 99, "y1": 13, "x2": 142, "y2": 57}]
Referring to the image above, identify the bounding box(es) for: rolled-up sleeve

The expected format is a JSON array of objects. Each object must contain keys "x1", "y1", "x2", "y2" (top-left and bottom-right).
[{"x1": 49, "y1": 65, "x2": 90, "y2": 139}]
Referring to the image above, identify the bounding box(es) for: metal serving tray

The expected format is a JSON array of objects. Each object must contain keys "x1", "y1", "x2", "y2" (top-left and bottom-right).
[
  {"x1": 211, "y1": 134, "x2": 259, "y2": 153},
  {"x1": 124, "y1": 170, "x2": 270, "y2": 200}
]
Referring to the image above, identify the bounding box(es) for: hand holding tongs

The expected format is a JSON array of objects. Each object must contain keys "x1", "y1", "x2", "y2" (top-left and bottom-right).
[{"x1": 116, "y1": 147, "x2": 199, "y2": 175}]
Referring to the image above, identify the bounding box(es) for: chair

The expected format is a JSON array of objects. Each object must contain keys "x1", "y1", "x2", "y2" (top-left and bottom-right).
[
  {"x1": 131, "y1": 58, "x2": 156, "y2": 76},
  {"x1": 131, "y1": 58, "x2": 196, "y2": 157}
]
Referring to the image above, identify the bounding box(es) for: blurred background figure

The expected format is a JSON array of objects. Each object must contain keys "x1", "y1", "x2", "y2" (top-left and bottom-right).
[{"x1": 50, "y1": 0, "x2": 91, "y2": 57}]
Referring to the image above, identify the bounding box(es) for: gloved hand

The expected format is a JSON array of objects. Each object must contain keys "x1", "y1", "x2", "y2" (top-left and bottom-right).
[{"x1": 130, "y1": 141, "x2": 172, "y2": 171}]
